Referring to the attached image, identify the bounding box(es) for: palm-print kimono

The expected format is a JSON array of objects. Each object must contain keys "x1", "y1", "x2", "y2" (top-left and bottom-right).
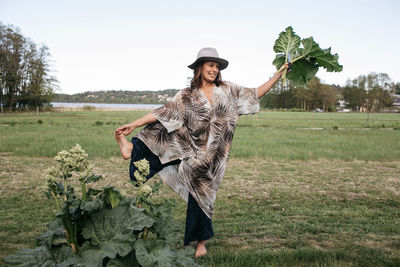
[{"x1": 135, "y1": 81, "x2": 259, "y2": 218}]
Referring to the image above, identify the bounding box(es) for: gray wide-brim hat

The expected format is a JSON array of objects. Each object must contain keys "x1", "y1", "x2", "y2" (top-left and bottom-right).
[{"x1": 188, "y1": 47, "x2": 229, "y2": 70}]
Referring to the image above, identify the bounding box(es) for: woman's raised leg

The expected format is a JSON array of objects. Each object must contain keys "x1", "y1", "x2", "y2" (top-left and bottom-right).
[{"x1": 115, "y1": 132, "x2": 133, "y2": 159}]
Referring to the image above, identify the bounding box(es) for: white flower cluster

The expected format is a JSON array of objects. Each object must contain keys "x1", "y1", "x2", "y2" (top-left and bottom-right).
[
  {"x1": 132, "y1": 159, "x2": 153, "y2": 197},
  {"x1": 47, "y1": 144, "x2": 92, "y2": 181},
  {"x1": 133, "y1": 159, "x2": 150, "y2": 184},
  {"x1": 139, "y1": 184, "x2": 152, "y2": 196}
]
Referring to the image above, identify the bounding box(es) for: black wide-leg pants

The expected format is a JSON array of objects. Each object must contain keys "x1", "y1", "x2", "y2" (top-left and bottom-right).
[{"x1": 129, "y1": 137, "x2": 214, "y2": 245}]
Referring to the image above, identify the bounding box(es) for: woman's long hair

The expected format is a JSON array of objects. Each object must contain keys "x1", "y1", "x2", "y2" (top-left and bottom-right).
[{"x1": 190, "y1": 62, "x2": 225, "y2": 90}]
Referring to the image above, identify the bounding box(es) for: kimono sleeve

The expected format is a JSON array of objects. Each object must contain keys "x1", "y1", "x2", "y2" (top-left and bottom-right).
[
  {"x1": 152, "y1": 91, "x2": 185, "y2": 133},
  {"x1": 229, "y1": 82, "x2": 260, "y2": 115}
]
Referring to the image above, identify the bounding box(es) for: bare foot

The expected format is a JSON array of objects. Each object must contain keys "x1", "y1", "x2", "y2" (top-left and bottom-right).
[
  {"x1": 195, "y1": 240, "x2": 207, "y2": 258},
  {"x1": 115, "y1": 132, "x2": 133, "y2": 159}
]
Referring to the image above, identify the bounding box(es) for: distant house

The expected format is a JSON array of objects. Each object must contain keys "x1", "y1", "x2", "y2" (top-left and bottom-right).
[
  {"x1": 338, "y1": 99, "x2": 347, "y2": 108},
  {"x1": 391, "y1": 94, "x2": 400, "y2": 108},
  {"x1": 157, "y1": 94, "x2": 170, "y2": 102}
]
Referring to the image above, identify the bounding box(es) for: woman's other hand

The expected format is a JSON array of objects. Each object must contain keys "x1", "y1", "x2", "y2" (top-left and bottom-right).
[{"x1": 115, "y1": 123, "x2": 135, "y2": 136}]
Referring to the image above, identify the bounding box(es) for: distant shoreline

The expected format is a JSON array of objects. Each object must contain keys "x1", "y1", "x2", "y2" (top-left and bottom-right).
[{"x1": 51, "y1": 102, "x2": 163, "y2": 110}]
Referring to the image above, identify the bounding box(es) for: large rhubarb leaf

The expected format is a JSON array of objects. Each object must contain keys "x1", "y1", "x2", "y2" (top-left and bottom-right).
[
  {"x1": 81, "y1": 199, "x2": 154, "y2": 243},
  {"x1": 134, "y1": 239, "x2": 175, "y2": 267},
  {"x1": 134, "y1": 239, "x2": 200, "y2": 267},
  {"x1": 4, "y1": 247, "x2": 55, "y2": 266},
  {"x1": 80, "y1": 197, "x2": 104, "y2": 213},
  {"x1": 4, "y1": 245, "x2": 76, "y2": 267},
  {"x1": 77, "y1": 242, "x2": 120, "y2": 266},
  {"x1": 273, "y1": 26, "x2": 301, "y2": 61},
  {"x1": 78, "y1": 199, "x2": 154, "y2": 265},
  {"x1": 150, "y1": 203, "x2": 180, "y2": 244},
  {"x1": 36, "y1": 219, "x2": 66, "y2": 248},
  {"x1": 273, "y1": 26, "x2": 342, "y2": 86},
  {"x1": 174, "y1": 247, "x2": 202, "y2": 267},
  {"x1": 102, "y1": 186, "x2": 122, "y2": 208},
  {"x1": 52, "y1": 245, "x2": 76, "y2": 267},
  {"x1": 106, "y1": 251, "x2": 139, "y2": 267},
  {"x1": 301, "y1": 37, "x2": 343, "y2": 72}
]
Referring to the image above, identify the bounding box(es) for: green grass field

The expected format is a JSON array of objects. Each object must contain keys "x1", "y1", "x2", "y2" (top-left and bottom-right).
[{"x1": 1, "y1": 110, "x2": 400, "y2": 266}]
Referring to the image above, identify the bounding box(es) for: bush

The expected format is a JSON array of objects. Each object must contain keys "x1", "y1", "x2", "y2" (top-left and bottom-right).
[
  {"x1": 37, "y1": 119, "x2": 43, "y2": 124},
  {"x1": 5, "y1": 145, "x2": 200, "y2": 267},
  {"x1": 83, "y1": 105, "x2": 96, "y2": 111},
  {"x1": 94, "y1": 121, "x2": 103, "y2": 126}
]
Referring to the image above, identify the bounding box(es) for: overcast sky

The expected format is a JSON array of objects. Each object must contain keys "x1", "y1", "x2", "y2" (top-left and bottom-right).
[{"x1": 1, "y1": 0, "x2": 399, "y2": 94}]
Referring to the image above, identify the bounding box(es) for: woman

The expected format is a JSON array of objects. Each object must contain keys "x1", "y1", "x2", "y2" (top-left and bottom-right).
[{"x1": 115, "y1": 47, "x2": 289, "y2": 257}]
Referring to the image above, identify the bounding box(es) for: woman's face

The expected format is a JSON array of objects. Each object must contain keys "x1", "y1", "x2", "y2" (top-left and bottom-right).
[{"x1": 201, "y1": 61, "x2": 220, "y2": 83}]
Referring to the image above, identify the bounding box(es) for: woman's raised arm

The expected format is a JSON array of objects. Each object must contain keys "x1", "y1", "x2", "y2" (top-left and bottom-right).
[
  {"x1": 256, "y1": 63, "x2": 289, "y2": 99},
  {"x1": 115, "y1": 112, "x2": 157, "y2": 137}
]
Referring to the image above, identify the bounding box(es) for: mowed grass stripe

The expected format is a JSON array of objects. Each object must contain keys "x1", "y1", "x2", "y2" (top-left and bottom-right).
[{"x1": 1, "y1": 111, "x2": 399, "y2": 161}]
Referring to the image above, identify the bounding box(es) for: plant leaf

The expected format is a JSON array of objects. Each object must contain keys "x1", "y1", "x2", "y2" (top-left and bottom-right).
[
  {"x1": 77, "y1": 242, "x2": 116, "y2": 267},
  {"x1": 300, "y1": 37, "x2": 343, "y2": 72},
  {"x1": 150, "y1": 204, "x2": 180, "y2": 244},
  {"x1": 36, "y1": 219, "x2": 66, "y2": 247},
  {"x1": 174, "y1": 247, "x2": 201, "y2": 267},
  {"x1": 272, "y1": 26, "x2": 342, "y2": 86},
  {"x1": 87, "y1": 188, "x2": 102, "y2": 196},
  {"x1": 52, "y1": 245, "x2": 76, "y2": 266},
  {"x1": 152, "y1": 245, "x2": 175, "y2": 267},
  {"x1": 133, "y1": 239, "x2": 155, "y2": 267},
  {"x1": 85, "y1": 174, "x2": 102, "y2": 184},
  {"x1": 134, "y1": 239, "x2": 175, "y2": 267},
  {"x1": 81, "y1": 198, "x2": 104, "y2": 213},
  {"x1": 4, "y1": 246, "x2": 55, "y2": 266},
  {"x1": 288, "y1": 58, "x2": 319, "y2": 86},
  {"x1": 81, "y1": 199, "x2": 154, "y2": 263},
  {"x1": 273, "y1": 26, "x2": 301, "y2": 58},
  {"x1": 102, "y1": 186, "x2": 122, "y2": 208},
  {"x1": 106, "y1": 251, "x2": 139, "y2": 267}
]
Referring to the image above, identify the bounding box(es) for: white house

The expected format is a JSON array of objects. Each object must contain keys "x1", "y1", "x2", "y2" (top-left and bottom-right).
[{"x1": 391, "y1": 94, "x2": 400, "y2": 108}]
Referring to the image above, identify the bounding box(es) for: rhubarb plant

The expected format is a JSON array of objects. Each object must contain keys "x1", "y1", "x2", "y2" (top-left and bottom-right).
[
  {"x1": 273, "y1": 26, "x2": 343, "y2": 86},
  {"x1": 5, "y1": 144, "x2": 200, "y2": 267}
]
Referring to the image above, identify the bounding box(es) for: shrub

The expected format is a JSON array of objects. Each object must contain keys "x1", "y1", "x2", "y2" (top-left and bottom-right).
[
  {"x1": 83, "y1": 105, "x2": 96, "y2": 111},
  {"x1": 94, "y1": 121, "x2": 103, "y2": 126},
  {"x1": 5, "y1": 144, "x2": 200, "y2": 267}
]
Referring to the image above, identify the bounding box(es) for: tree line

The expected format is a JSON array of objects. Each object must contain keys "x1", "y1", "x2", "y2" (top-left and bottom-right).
[
  {"x1": 54, "y1": 89, "x2": 179, "y2": 104},
  {"x1": 1, "y1": 22, "x2": 399, "y2": 112},
  {"x1": 260, "y1": 73, "x2": 399, "y2": 112},
  {"x1": 0, "y1": 23, "x2": 56, "y2": 112}
]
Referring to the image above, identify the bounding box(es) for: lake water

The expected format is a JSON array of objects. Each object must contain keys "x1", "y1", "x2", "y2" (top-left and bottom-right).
[{"x1": 51, "y1": 102, "x2": 163, "y2": 110}]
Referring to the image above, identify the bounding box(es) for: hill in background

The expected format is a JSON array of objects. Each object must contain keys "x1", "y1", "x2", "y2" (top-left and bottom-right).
[{"x1": 53, "y1": 89, "x2": 180, "y2": 104}]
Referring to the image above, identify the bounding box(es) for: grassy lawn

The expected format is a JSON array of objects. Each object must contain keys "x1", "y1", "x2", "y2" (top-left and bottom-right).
[{"x1": 1, "y1": 110, "x2": 400, "y2": 266}]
